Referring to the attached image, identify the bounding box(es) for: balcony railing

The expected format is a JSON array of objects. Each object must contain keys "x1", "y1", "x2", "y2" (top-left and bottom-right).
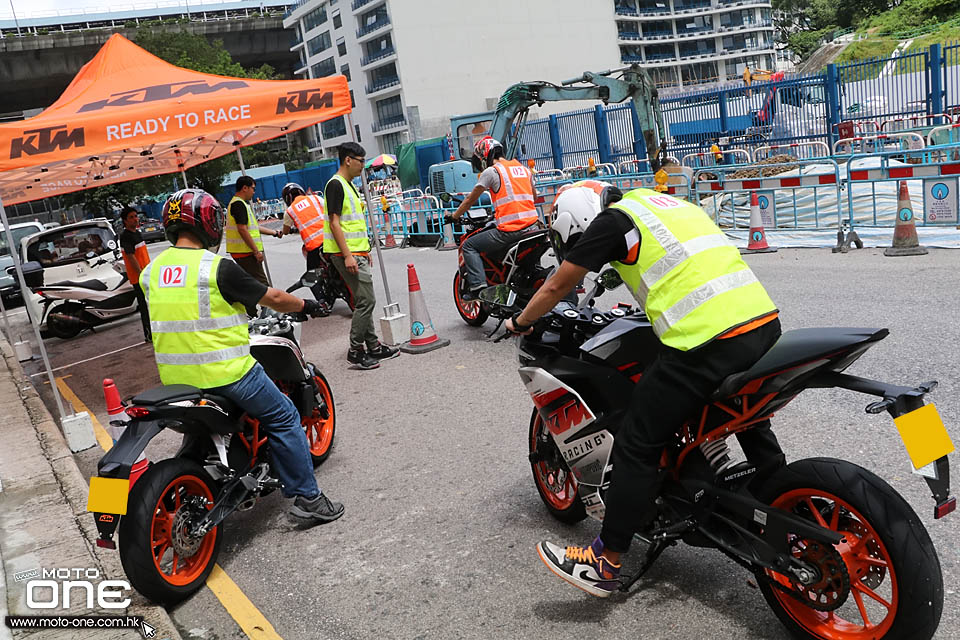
[
  {"x1": 673, "y1": 1, "x2": 712, "y2": 11},
  {"x1": 615, "y1": 6, "x2": 640, "y2": 16},
  {"x1": 621, "y1": 55, "x2": 645, "y2": 63},
  {"x1": 357, "y1": 16, "x2": 390, "y2": 38},
  {"x1": 366, "y1": 77, "x2": 400, "y2": 94},
  {"x1": 618, "y1": 31, "x2": 642, "y2": 40},
  {"x1": 675, "y1": 25, "x2": 715, "y2": 37},
  {"x1": 352, "y1": 0, "x2": 381, "y2": 11},
  {"x1": 372, "y1": 115, "x2": 407, "y2": 132},
  {"x1": 361, "y1": 47, "x2": 396, "y2": 66}
]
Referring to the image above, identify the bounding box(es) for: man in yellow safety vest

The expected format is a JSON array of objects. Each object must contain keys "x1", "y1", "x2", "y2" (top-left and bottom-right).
[
  {"x1": 323, "y1": 142, "x2": 399, "y2": 370},
  {"x1": 506, "y1": 186, "x2": 784, "y2": 597},
  {"x1": 144, "y1": 189, "x2": 343, "y2": 524},
  {"x1": 225, "y1": 176, "x2": 282, "y2": 313}
]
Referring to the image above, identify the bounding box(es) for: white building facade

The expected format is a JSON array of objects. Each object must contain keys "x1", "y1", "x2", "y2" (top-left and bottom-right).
[
  {"x1": 614, "y1": 0, "x2": 776, "y2": 87},
  {"x1": 283, "y1": 0, "x2": 621, "y2": 156}
]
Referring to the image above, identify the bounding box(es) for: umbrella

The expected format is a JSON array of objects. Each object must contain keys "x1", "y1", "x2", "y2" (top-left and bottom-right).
[{"x1": 365, "y1": 154, "x2": 397, "y2": 169}]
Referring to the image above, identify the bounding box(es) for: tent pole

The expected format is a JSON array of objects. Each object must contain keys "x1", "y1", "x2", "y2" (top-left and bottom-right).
[
  {"x1": 236, "y1": 148, "x2": 247, "y2": 176},
  {"x1": 180, "y1": 167, "x2": 187, "y2": 186},
  {"x1": 0, "y1": 195, "x2": 68, "y2": 420},
  {"x1": 0, "y1": 282, "x2": 13, "y2": 346}
]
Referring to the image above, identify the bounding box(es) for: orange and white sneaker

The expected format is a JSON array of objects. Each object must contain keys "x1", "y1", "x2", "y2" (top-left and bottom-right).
[{"x1": 536, "y1": 537, "x2": 621, "y2": 597}]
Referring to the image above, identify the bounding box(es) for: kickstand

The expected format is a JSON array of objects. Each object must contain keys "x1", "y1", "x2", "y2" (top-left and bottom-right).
[
  {"x1": 485, "y1": 319, "x2": 504, "y2": 340},
  {"x1": 618, "y1": 540, "x2": 673, "y2": 592}
]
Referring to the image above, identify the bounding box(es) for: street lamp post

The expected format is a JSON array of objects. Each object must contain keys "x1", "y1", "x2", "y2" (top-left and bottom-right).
[{"x1": 8, "y1": 0, "x2": 21, "y2": 36}]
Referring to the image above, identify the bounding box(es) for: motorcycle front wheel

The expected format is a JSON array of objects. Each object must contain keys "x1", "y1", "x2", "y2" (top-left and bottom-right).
[
  {"x1": 755, "y1": 457, "x2": 943, "y2": 640},
  {"x1": 453, "y1": 272, "x2": 489, "y2": 327},
  {"x1": 118, "y1": 458, "x2": 222, "y2": 604},
  {"x1": 528, "y1": 409, "x2": 586, "y2": 524}
]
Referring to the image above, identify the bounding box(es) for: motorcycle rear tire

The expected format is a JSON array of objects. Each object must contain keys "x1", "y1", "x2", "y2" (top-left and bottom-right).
[
  {"x1": 453, "y1": 272, "x2": 489, "y2": 327},
  {"x1": 304, "y1": 366, "x2": 336, "y2": 465},
  {"x1": 754, "y1": 457, "x2": 942, "y2": 640},
  {"x1": 119, "y1": 458, "x2": 223, "y2": 605},
  {"x1": 528, "y1": 409, "x2": 587, "y2": 524},
  {"x1": 46, "y1": 303, "x2": 85, "y2": 339}
]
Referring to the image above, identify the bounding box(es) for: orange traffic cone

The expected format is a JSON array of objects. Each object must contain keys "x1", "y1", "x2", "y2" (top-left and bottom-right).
[
  {"x1": 741, "y1": 191, "x2": 776, "y2": 254},
  {"x1": 103, "y1": 379, "x2": 149, "y2": 488},
  {"x1": 399, "y1": 264, "x2": 450, "y2": 354},
  {"x1": 885, "y1": 181, "x2": 928, "y2": 257}
]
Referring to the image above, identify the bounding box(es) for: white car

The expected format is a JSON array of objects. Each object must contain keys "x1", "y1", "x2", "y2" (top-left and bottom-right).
[
  {"x1": 0, "y1": 221, "x2": 44, "y2": 302},
  {"x1": 19, "y1": 219, "x2": 125, "y2": 331}
]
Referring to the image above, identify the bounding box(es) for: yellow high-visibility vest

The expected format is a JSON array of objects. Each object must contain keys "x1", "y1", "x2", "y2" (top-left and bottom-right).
[
  {"x1": 323, "y1": 174, "x2": 370, "y2": 253},
  {"x1": 225, "y1": 196, "x2": 262, "y2": 255}
]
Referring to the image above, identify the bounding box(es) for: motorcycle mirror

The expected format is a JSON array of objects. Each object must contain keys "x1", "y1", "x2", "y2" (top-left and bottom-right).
[
  {"x1": 300, "y1": 271, "x2": 319, "y2": 288},
  {"x1": 597, "y1": 269, "x2": 624, "y2": 290},
  {"x1": 438, "y1": 192, "x2": 452, "y2": 204},
  {"x1": 106, "y1": 239, "x2": 117, "y2": 250}
]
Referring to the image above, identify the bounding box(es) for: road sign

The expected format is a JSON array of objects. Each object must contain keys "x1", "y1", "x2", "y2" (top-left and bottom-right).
[
  {"x1": 924, "y1": 178, "x2": 958, "y2": 224},
  {"x1": 757, "y1": 190, "x2": 775, "y2": 228}
]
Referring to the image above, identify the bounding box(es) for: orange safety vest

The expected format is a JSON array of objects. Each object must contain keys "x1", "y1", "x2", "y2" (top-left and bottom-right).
[
  {"x1": 490, "y1": 159, "x2": 539, "y2": 232},
  {"x1": 286, "y1": 194, "x2": 325, "y2": 251}
]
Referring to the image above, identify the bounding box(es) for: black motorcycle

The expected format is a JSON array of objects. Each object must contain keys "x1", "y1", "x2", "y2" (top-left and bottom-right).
[{"x1": 488, "y1": 271, "x2": 953, "y2": 640}]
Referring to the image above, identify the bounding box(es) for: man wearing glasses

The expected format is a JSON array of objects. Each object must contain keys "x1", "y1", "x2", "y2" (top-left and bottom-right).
[
  {"x1": 225, "y1": 175, "x2": 282, "y2": 315},
  {"x1": 323, "y1": 142, "x2": 400, "y2": 370}
]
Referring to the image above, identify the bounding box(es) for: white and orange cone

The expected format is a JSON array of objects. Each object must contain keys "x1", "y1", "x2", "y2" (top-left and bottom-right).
[
  {"x1": 741, "y1": 191, "x2": 776, "y2": 254},
  {"x1": 885, "y1": 181, "x2": 927, "y2": 256},
  {"x1": 399, "y1": 264, "x2": 450, "y2": 354},
  {"x1": 103, "y1": 378, "x2": 149, "y2": 488}
]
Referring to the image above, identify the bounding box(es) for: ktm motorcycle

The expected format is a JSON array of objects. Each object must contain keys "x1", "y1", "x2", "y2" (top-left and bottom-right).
[
  {"x1": 440, "y1": 194, "x2": 554, "y2": 328},
  {"x1": 88, "y1": 275, "x2": 336, "y2": 604},
  {"x1": 490, "y1": 271, "x2": 953, "y2": 640}
]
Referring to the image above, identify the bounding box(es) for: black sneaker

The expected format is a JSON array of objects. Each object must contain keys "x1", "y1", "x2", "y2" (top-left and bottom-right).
[
  {"x1": 289, "y1": 493, "x2": 344, "y2": 525},
  {"x1": 367, "y1": 342, "x2": 400, "y2": 360},
  {"x1": 461, "y1": 287, "x2": 484, "y2": 302},
  {"x1": 347, "y1": 347, "x2": 380, "y2": 370}
]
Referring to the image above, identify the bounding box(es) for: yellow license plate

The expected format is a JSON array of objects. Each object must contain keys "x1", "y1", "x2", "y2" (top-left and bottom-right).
[
  {"x1": 894, "y1": 404, "x2": 955, "y2": 469},
  {"x1": 86, "y1": 476, "x2": 129, "y2": 515}
]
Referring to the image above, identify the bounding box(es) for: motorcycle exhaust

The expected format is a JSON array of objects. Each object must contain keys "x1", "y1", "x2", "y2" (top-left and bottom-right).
[{"x1": 48, "y1": 310, "x2": 88, "y2": 330}]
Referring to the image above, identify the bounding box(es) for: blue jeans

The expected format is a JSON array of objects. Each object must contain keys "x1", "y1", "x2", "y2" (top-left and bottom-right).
[
  {"x1": 462, "y1": 227, "x2": 530, "y2": 290},
  {"x1": 211, "y1": 363, "x2": 320, "y2": 499}
]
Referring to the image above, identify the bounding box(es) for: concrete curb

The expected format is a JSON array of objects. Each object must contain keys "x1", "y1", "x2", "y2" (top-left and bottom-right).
[{"x1": 0, "y1": 339, "x2": 182, "y2": 640}]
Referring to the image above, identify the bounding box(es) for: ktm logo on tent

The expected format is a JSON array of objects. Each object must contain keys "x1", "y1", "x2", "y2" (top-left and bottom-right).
[
  {"x1": 276, "y1": 89, "x2": 334, "y2": 114},
  {"x1": 10, "y1": 125, "x2": 85, "y2": 159},
  {"x1": 78, "y1": 80, "x2": 250, "y2": 112}
]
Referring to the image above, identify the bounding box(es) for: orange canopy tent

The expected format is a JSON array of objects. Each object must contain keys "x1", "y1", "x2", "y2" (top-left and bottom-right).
[{"x1": 0, "y1": 33, "x2": 352, "y2": 205}]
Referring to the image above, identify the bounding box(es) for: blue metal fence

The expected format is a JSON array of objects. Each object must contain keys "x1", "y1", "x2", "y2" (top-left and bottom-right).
[{"x1": 510, "y1": 42, "x2": 960, "y2": 169}]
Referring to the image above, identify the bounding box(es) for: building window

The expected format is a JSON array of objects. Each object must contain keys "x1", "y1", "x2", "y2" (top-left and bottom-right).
[
  {"x1": 375, "y1": 95, "x2": 404, "y2": 124},
  {"x1": 303, "y1": 6, "x2": 328, "y2": 32},
  {"x1": 337, "y1": 37, "x2": 347, "y2": 57},
  {"x1": 321, "y1": 116, "x2": 347, "y2": 140},
  {"x1": 307, "y1": 31, "x2": 332, "y2": 56},
  {"x1": 380, "y1": 131, "x2": 407, "y2": 155},
  {"x1": 333, "y1": 13, "x2": 342, "y2": 29},
  {"x1": 350, "y1": 90, "x2": 355, "y2": 108},
  {"x1": 311, "y1": 56, "x2": 336, "y2": 78},
  {"x1": 340, "y1": 64, "x2": 350, "y2": 81},
  {"x1": 355, "y1": 124, "x2": 362, "y2": 143}
]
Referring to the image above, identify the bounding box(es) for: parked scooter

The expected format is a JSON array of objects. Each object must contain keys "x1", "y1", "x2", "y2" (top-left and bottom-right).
[{"x1": 18, "y1": 253, "x2": 139, "y2": 339}]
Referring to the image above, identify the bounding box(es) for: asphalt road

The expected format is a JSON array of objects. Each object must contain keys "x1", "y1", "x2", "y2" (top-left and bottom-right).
[{"x1": 10, "y1": 231, "x2": 960, "y2": 640}]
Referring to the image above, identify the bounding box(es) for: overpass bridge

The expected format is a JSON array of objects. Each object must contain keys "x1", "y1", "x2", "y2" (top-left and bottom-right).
[{"x1": 0, "y1": 2, "x2": 300, "y2": 117}]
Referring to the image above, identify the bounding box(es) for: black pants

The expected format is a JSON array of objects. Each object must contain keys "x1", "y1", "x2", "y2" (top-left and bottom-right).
[
  {"x1": 233, "y1": 254, "x2": 270, "y2": 316},
  {"x1": 132, "y1": 282, "x2": 151, "y2": 340},
  {"x1": 600, "y1": 318, "x2": 784, "y2": 553}
]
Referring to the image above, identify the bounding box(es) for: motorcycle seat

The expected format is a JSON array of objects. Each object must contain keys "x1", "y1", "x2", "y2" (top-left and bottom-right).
[
  {"x1": 485, "y1": 226, "x2": 548, "y2": 263},
  {"x1": 50, "y1": 279, "x2": 107, "y2": 291},
  {"x1": 131, "y1": 384, "x2": 241, "y2": 415},
  {"x1": 711, "y1": 327, "x2": 888, "y2": 400}
]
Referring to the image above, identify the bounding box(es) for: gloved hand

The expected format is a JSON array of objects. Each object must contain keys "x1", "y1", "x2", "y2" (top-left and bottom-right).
[
  {"x1": 302, "y1": 298, "x2": 331, "y2": 318},
  {"x1": 443, "y1": 213, "x2": 456, "y2": 225}
]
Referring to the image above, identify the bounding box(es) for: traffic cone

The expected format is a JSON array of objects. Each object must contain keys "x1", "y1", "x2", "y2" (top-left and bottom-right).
[
  {"x1": 380, "y1": 196, "x2": 397, "y2": 249},
  {"x1": 437, "y1": 217, "x2": 458, "y2": 251},
  {"x1": 741, "y1": 191, "x2": 776, "y2": 254},
  {"x1": 884, "y1": 181, "x2": 928, "y2": 257},
  {"x1": 103, "y1": 379, "x2": 149, "y2": 488},
  {"x1": 399, "y1": 264, "x2": 450, "y2": 354}
]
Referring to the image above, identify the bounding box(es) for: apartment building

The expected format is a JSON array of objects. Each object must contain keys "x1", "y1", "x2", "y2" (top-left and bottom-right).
[
  {"x1": 614, "y1": 0, "x2": 776, "y2": 87},
  {"x1": 283, "y1": 0, "x2": 620, "y2": 156}
]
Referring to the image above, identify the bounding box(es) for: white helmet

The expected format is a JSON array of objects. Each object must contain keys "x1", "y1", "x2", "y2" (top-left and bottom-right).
[{"x1": 551, "y1": 186, "x2": 604, "y2": 263}]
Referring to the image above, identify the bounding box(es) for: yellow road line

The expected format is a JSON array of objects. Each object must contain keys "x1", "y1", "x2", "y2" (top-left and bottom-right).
[
  {"x1": 206, "y1": 565, "x2": 283, "y2": 640},
  {"x1": 55, "y1": 376, "x2": 113, "y2": 452},
  {"x1": 56, "y1": 376, "x2": 285, "y2": 640}
]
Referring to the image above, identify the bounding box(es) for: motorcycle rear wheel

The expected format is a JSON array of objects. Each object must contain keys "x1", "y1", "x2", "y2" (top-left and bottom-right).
[
  {"x1": 118, "y1": 458, "x2": 222, "y2": 605},
  {"x1": 303, "y1": 368, "x2": 336, "y2": 465},
  {"x1": 453, "y1": 272, "x2": 489, "y2": 327},
  {"x1": 754, "y1": 457, "x2": 942, "y2": 640},
  {"x1": 46, "y1": 302, "x2": 85, "y2": 339},
  {"x1": 528, "y1": 409, "x2": 586, "y2": 524}
]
